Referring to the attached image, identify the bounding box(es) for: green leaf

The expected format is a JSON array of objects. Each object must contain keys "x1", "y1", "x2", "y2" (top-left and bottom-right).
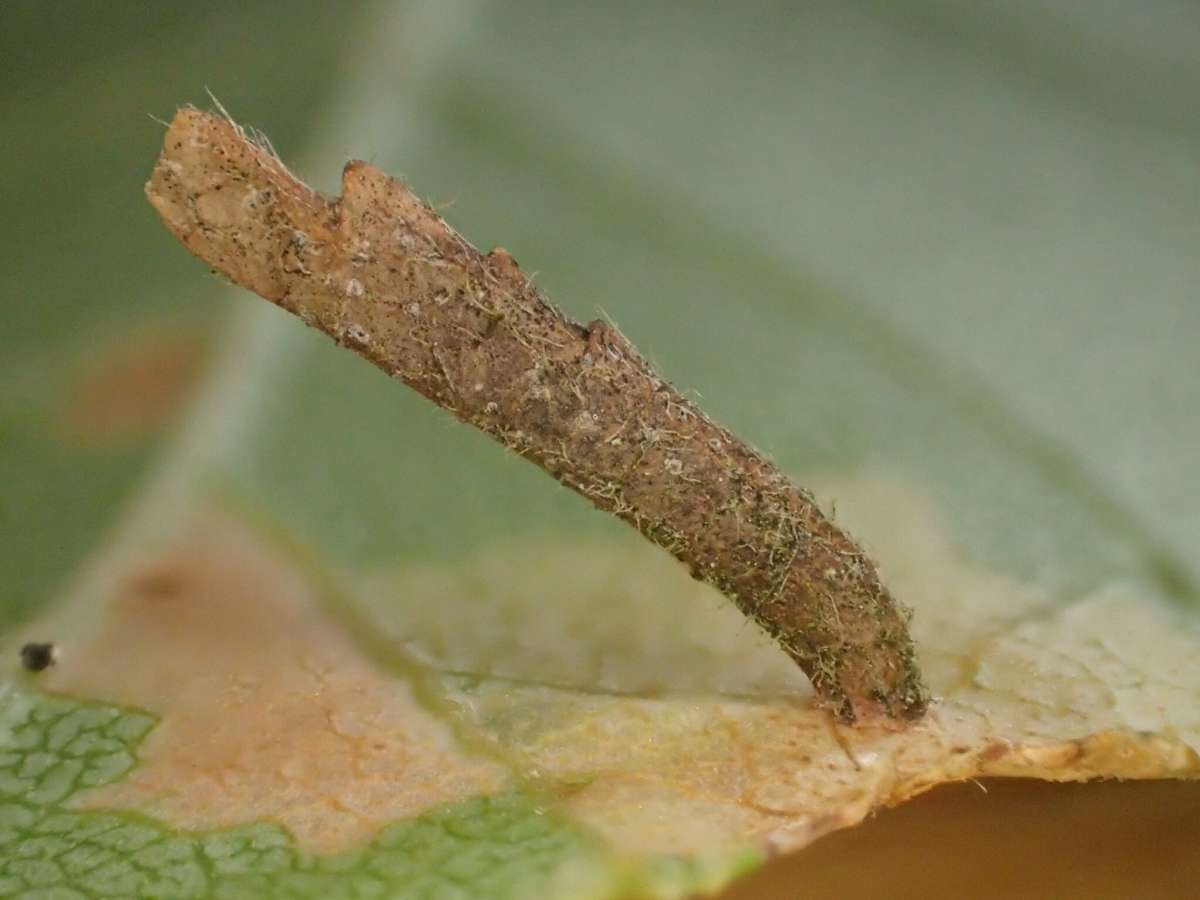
[
  {"x1": 3, "y1": 2, "x2": 1198, "y2": 898},
  {"x1": 0, "y1": 689, "x2": 611, "y2": 899}
]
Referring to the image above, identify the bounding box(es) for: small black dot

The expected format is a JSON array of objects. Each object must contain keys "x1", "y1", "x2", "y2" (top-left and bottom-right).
[{"x1": 20, "y1": 642, "x2": 55, "y2": 672}]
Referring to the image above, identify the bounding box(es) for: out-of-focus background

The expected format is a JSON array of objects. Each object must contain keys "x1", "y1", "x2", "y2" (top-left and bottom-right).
[{"x1": 3, "y1": 2, "x2": 1199, "y2": 897}]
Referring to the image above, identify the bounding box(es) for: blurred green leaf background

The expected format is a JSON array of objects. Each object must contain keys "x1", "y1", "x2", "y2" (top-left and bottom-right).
[{"x1": 4, "y1": 1, "x2": 1198, "y2": 627}]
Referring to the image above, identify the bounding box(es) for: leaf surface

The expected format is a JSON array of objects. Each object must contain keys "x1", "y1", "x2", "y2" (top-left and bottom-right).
[{"x1": 3, "y1": 1, "x2": 1199, "y2": 897}]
